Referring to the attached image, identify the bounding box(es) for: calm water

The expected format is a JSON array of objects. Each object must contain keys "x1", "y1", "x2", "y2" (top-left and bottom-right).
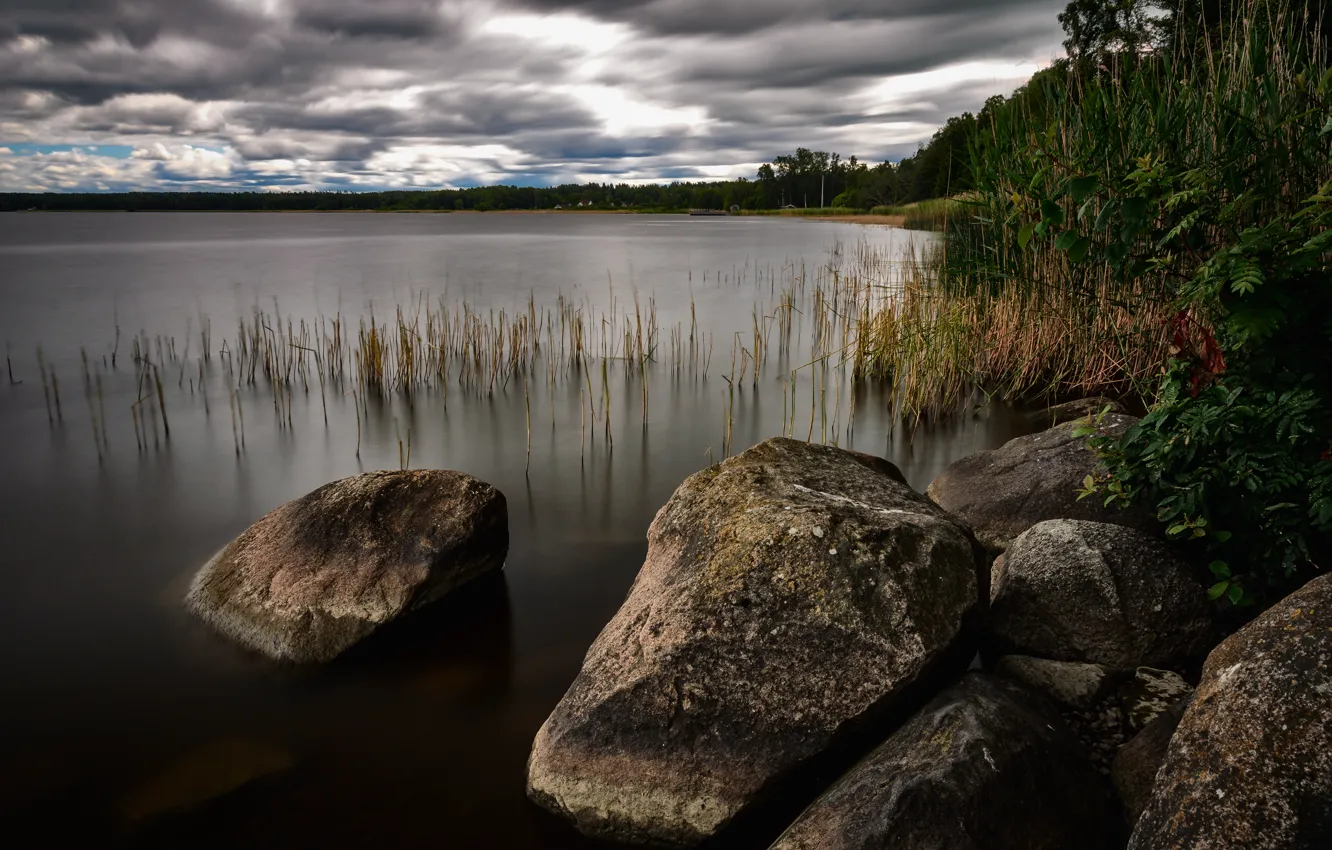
[{"x1": 0, "y1": 213, "x2": 1031, "y2": 848}]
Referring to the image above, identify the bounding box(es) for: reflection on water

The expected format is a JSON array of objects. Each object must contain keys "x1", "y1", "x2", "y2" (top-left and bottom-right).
[{"x1": 0, "y1": 213, "x2": 1034, "y2": 848}]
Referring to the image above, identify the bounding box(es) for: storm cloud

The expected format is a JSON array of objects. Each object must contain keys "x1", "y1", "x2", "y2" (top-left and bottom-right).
[{"x1": 0, "y1": 0, "x2": 1067, "y2": 191}]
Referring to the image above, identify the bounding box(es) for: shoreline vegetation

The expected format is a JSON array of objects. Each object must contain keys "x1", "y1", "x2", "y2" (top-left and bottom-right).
[
  {"x1": 867, "y1": 0, "x2": 1331, "y2": 604},
  {"x1": 1, "y1": 204, "x2": 931, "y2": 228},
  {"x1": 4, "y1": 205, "x2": 907, "y2": 221}
]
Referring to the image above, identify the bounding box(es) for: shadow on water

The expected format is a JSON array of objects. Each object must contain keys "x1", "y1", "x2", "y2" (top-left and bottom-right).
[{"x1": 337, "y1": 568, "x2": 516, "y2": 685}]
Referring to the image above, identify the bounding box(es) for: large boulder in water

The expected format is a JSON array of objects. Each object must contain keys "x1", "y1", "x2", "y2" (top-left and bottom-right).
[
  {"x1": 525, "y1": 438, "x2": 985, "y2": 846},
  {"x1": 927, "y1": 414, "x2": 1150, "y2": 552},
  {"x1": 989, "y1": 520, "x2": 1216, "y2": 670},
  {"x1": 186, "y1": 470, "x2": 508, "y2": 663},
  {"x1": 1129, "y1": 573, "x2": 1332, "y2": 850},
  {"x1": 771, "y1": 673, "x2": 1119, "y2": 850}
]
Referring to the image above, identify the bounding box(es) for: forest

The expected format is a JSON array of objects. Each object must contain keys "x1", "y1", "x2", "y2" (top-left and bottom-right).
[{"x1": 0, "y1": 147, "x2": 954, "y2": 213}]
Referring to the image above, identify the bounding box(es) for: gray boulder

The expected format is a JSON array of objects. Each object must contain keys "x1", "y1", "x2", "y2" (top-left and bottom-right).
[
  {"x1": 1130, "y1": 573, "x2": 1332, "y2": 850},
  {"x1": 1112, "y1": 701, "x2": 1187, "y2": 828},
  {"x1": 526, "y1": 438, "x2": 985, "y2": 846},
  {"x1": 989, "y1": 520, "x2": 1216, "y2": 670},
  {"x1": 927, "y1": 414, "x2": 1149, "y2": 552},
  {"x1": 993, "y1": 655, "x2": 1117, "y2": 710},
  {"x1": 186, "y1": 470, "x2": 508, "y2": 663},
  {"x1": 771, "y1": 673, "x2": 1119, "y2": 850}
]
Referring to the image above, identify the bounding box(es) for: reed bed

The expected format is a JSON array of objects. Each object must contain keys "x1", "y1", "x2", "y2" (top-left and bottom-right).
[
  {"x1": 858, "y1": 1, "x2": 1330, "y2": 419},
  {"x1": 852, "y1": 244, "x2": 1172, "y2": 418},
  {"x1": 20, "y1": 234, "x2": 927, "y2": 462},
  {"x1": 868, "y1": 199, "x2": 960, "y2": 232}
]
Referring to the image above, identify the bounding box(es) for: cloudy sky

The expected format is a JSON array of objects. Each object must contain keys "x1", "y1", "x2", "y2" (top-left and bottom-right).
[{"x1": 0, "y1": 0, "x2": 1068, "y2": 192}]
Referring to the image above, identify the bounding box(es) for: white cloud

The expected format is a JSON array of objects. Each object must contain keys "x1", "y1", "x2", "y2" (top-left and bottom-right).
[
  {"x1": 479, "y1": 12, "x2": 630, "y2": 53},
  {"x1": 568, "y1": 84, "x2": 709, "y2": 137},
  {"x1": 0, "y1": 0, "x2": 1068, "y2": 191}
]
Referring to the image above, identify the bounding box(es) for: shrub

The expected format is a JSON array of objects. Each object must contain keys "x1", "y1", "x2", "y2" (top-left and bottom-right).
[{"x1": 958, "y1": 0, "x2": 1331, "y2": 600}]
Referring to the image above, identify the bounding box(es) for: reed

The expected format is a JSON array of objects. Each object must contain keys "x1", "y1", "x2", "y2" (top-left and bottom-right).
[
  {"x1": 50, "y1": 370, "x2": 62, "y2": 423},
  {"x1": 153, "y1": 364, "x2": 169, "y2": 437},
  {"x1": 81, "y1": 349, "x2": 102, "y2": 460},
  {"x1": 36, "y1": 347, "x2": 52, "y2": 423},
  {"x1": 27, "y1": 230, "x2": 909, "y2": 463}
]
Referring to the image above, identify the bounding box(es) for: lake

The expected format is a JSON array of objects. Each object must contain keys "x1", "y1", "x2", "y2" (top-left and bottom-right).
[{"x1": 0, "y1": 212, "x2": 1030, "y2": 848}]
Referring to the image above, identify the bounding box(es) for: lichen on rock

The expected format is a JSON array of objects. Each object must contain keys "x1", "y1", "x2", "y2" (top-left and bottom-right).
[{"x1": 525, "y1": 438, "x2": 986, "y2": 846}]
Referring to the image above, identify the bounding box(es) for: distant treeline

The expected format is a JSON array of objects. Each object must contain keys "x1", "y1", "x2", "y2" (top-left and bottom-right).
[{"x1": 0, "y1": 133, "x2": 972, "y2": 213}]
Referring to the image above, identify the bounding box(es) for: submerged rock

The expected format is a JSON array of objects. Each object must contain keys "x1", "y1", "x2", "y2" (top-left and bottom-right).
[
  {"x1": 1129, "y1": 574, "x2": 1332, "y2": 850},
  {"x1": 993, "y1": 655, "x2": 1117, "y2": 710},
  {"x1": 989, "y1": 520, "x2": 1216, "y2": 670},
  {"x1": 526, "y1": 438, "x2": 985, "y2": 846},
  {"x1": 927, "y1": 414, "x2": 1148, "y2": 552},
  {"x1": 186, "y1": 470, "x2": 508, "y2": 663},
  {"x1": 120, "y1": 738, "x2": 292, "y2": 821},
  {"x1": 771, "y1": 673, "x2": 1118, "y2": 850}
]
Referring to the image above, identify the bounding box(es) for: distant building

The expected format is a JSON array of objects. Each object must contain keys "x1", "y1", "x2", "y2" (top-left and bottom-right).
[{"x1": 553, "y1": 204, "x2": 564, "y2": 210}]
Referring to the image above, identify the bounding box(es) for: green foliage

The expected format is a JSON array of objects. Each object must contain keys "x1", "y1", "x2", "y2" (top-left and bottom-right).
[{"x1": 959, "y1": 0, "x2": 1332, "y2": 601}]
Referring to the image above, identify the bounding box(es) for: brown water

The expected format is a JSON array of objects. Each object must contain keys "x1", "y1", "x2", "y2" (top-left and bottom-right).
[{"x1": 0, "y1": 212, "x2": 1031, "y2": 848}]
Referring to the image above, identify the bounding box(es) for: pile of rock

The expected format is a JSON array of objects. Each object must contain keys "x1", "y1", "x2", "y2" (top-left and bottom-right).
[
  {"x1": 181, "y1": 408, "x2": 1332, "y2": 849},
  {"x1": 525, "y1": 414, "x2": 1332, "y2": 849}
]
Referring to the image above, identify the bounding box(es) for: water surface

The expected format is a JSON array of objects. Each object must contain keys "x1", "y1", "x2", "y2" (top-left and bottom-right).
[{"x1": 0, "y1": 212, "x2": 1031, "y2": 848}]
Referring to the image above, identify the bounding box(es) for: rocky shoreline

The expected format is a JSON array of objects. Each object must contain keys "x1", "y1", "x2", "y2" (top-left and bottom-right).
[{"x1": 184, "y1": 406, "x2": 1332, "y2": 849}]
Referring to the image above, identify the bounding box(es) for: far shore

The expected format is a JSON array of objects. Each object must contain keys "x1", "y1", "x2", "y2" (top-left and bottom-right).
[{"x1": 8, "y1": 207, "x2": 904, "y2": 225}]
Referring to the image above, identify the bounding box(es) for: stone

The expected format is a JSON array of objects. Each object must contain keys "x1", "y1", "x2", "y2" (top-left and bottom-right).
[
  {"x1": 1036, "y1": 397, "x2": 1127, "y2": 428},
  {"x1": 525, "y1": 437, "x2": 985, "y2": 846},
  {"x1": 989, "y1": 519, "x2": 1216, "y2": 670},
  {"x1": 770, "y1": 673, "x2": 1119, "y2": 850},
  {"x1": 1112, "y1": 701, "x2": 1187, "y2": 828},
  {"x1": 989, "y1": 552, "x2": 1008, "y2": 601},
  {"x1": 186, "y1": 470, "x2": 508, "y2": 663},
  {"x1": 927, "y1": 414, "x2": 1150, "y2": 552},
  {"x1": 1120, "y1": 667, "x2": 1193, "y2": 732},
  {"x1": 1066, "y1": 695, "x2": 1130, "y2": 777},
  {"x1": 1129, "y1": 573, "x2": 1332, "y2": 849},
  {"x1": 993, "y1": 655, "x2": 1117, "y2": 710}
]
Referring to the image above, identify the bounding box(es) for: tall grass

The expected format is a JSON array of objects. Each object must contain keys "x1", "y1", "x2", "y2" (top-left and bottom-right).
[
  {"x1": 853, "y1": 245, "x2": 1172, "y2": 418},
  {"x1": 857, "y1": 0, "x2": 1330, "y2": 415},
  {"x1": 868, "y1": 199, "x2": 959, "y2": 231}
]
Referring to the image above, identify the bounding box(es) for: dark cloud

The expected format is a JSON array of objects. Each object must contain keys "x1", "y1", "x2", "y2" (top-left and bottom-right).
[
  {"x1": 0, "y1": 0, "x2": 1067, "y2": 191},
  {"x1": 292, "y1": 0, "x2": 456, "y2": 41},
  {"x1": 0, "y1": 0, "x2": 261, "y2": 49},
  {"x1": 513, "y1": 0, "x2": 1061, "y2": 36}
]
